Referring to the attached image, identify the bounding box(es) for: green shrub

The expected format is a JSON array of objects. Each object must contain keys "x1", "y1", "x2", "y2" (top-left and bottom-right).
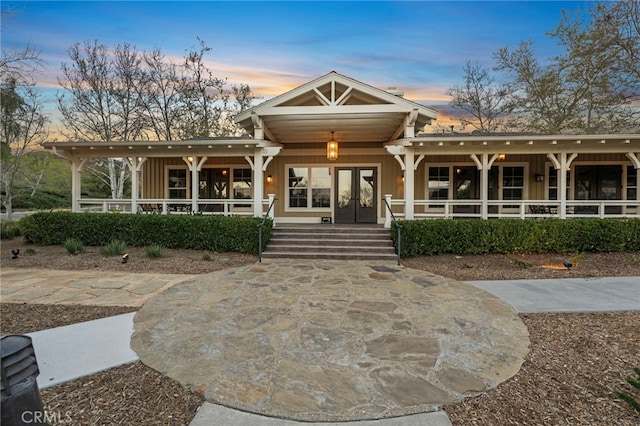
[
  {"x1": 201, "y1": 252, "x2": 212, "y2": 261},
  {"x1": 614, "y1": 367, "x2": 640, "y2": 412},
  {"x1": 64, "y1": 238, "x2": 85, "y2": 255},
  {"x1": 18, "y1": 211, "x2": 270, "y2": 255},
  {"x1": 145, "y1": 244, "x2": 164, "y2": 258},
  {"x1": 0, "y1": 220, "x2": 20, "y2": 240},
  {"x1": 101, "y1": 240, "x2": 127, "y2": 257},
  {"x1": 393, "y1": 218, "x2": 640, "y2": 257}
]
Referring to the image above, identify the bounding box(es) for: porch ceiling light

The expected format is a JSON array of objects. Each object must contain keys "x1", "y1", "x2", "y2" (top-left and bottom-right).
[{"x1": 327, "y1": 131, "x2": 338, "y2": 161}]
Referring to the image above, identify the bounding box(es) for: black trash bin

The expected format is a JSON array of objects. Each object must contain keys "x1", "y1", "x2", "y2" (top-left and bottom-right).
[{"x1": 1, "y1": 335, "x2": 47, "y2": 426}]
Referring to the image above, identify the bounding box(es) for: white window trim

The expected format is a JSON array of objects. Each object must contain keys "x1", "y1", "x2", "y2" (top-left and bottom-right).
[
  {"x1": 165, "y1": 165, "x2": 189, "y2": 199},
  {"x1": 284, "y1": 165, "x2": 332, "y2": 212},
  {"x1": 424, "y1": 162, "x2": 529, "y2": 212}
]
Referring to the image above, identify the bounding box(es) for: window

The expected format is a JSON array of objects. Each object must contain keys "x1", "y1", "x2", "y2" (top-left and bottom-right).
[
  {"x1": 168, "y1": 169, "x2": 187, "y2": 199},
  {"x1": 427, "y1": 166, "x2": 449, "y2": 208},
  {"x1": 627, "y1": 166, "x2": 637, "y2": 200},
  {"x1": 311, "y1": 168, "x2": 331, "y2": 208},
  {"x1": 502, "y1": 166, "x2": 524, "y2": 207},
  {"x1": 288, "y1": 167, "x2": 331, "y2": 209},
  {"x1": 428, "y1": 167, "x2": 449, "y2": 199},
  {"x1": 233, "y1": 168, "x2": 252, "y2": 207}
]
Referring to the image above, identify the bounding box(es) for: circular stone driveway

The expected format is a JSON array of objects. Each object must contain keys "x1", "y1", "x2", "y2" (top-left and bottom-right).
[{"x1": 131, "y1": 259, "x2": 529, "y2": 422}]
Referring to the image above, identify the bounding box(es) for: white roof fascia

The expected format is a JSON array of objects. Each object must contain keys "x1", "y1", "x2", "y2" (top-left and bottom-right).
[{"x1": 235, "y1": 71, "x2": 437, "y2": 123}]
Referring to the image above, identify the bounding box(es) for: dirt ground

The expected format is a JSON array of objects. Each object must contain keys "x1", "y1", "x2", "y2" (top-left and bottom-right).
[{"x1": 1, "y1": 238, "x2": 639, "y2": 425}]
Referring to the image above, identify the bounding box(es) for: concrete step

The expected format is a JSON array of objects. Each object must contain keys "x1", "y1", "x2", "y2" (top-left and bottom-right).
[
  {"x1": 265, "y1": 244, "x2": 395, "y2": 252},
  {"x1": 263, "y1": 224, "x2": 397, "y2": 261},
  {"x1": 268, "y1": 238, "x2": 394, "y2": 247},
  {"x1": 262, "y1": 251, "x2": 399, "y2": 261}
]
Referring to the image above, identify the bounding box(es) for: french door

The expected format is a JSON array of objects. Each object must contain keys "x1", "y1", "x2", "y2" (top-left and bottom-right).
[{"x1": 334, "y1": 167, "x2": 377, "y2": 223}]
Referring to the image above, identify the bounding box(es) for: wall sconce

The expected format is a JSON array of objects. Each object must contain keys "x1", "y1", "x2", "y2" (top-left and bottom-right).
[
  {"x1": 401, "y1": 173, "x2": 405, "y2": 183},
  {"x1": 497, "y1": 154, "x2": 506, "y2": 161},
  {"x1": 535, "y1": 173, "x2": 544, "y2": 182},
  {"x1": 327, "y1": 131, "x2": 338, "y2": 161},
  {"x1": 266, "y1": 175, "x2": 273, "y2": 184},
  {"x1": 222, "y1": 169, "x2": 227, "y2": 176},
  {"x1": 187, "y1": 156, "x2": 194, "y2": 163}
]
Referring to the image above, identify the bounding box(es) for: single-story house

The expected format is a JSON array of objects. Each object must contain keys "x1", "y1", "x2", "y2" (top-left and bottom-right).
[{"x1": 43, "y1": 71, "x2": 640, "y2": 226}]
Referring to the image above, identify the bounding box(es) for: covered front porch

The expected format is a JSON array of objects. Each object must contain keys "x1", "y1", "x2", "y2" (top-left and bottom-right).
[
  {"x1": 384, "y1": 133, "x2": 640, "y2": 224},
  {"x1": 41, "y1": 72, "x2": 639, "y2": 225}
]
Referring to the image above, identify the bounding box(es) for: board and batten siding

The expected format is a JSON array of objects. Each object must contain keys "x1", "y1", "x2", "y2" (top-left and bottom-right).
[{"x1": 140, "y1": 152, "x2": 635, "y2": 216}]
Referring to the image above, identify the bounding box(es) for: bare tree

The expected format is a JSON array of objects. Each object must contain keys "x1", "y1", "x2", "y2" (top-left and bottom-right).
[
  {"x1": 0, "y1": 16, "x2": 49, "y2": 219},
  {"x1": 493, "y1": 1, "x2": 640, "y2": 135},
  {"x1": 57, "y1": 41, "x2": 146, "y2": 199},
  {"x1": 549, "y1": 4, "x2": 639, "y2": 133},
  {"x1": 446, "y1": 61, "x2": 515, "y2": 133},
  {"x1": 139, "y1": 47, "x2": 184, "y2": 140},
  {"x1": 592, "y1": 0, "x2": 640, "y2": 84},
  {"x1": 178, "y1": 38, "x2": 228, "y2": 138},
  {"x1": 1, "y1": 79, "x2": 48, "y2": 219}
]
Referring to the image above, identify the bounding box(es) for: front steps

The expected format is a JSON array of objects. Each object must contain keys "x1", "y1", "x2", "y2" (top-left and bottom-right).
[{"x1": 261, "y1": 224, "x2": 398, "y2": 261}]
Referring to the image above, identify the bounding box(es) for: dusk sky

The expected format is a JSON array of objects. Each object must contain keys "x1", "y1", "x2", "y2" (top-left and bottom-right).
[{"x1": 2, "y1": 0, "x2": 595, "y2": 129}]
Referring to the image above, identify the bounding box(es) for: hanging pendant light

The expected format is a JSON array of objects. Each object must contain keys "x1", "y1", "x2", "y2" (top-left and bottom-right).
[{"x1": 327, "y1": 131, "x2": 338, "y2": 161}]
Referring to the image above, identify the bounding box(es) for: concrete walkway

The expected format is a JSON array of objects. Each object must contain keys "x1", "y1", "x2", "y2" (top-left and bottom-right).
[
  {"x1": 27, "y1": 313, "x2": 138, "y2": 389},
  {"x1": 2, "y1": 266, "x2": 638, "y2": 426},
  {"x1": 467, "y1": 276, "x2": 640, "y2": 313}
]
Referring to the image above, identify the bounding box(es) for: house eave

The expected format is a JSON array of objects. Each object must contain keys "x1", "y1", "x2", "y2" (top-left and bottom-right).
[
  {"x1": 410, "y1": 134, "x2": 639, "y2": 155},
  {"x1": 40, "y1": 139, "x2": 276, "y2": 158}
]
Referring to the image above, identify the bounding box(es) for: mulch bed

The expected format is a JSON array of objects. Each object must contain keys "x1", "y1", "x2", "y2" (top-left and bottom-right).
[
  {"x1": 444, "y1": 311, "x2": 640, "y2": 425},
  {"x1": 0, "y1": 303, "x2": 137, "y2": 335},
  {"x1": 40, "y1": 362, "x2": 203, "y2": 426}
]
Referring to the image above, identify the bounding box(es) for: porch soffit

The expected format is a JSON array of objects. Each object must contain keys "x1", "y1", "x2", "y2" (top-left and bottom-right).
[
  {"x1": 40, "y1": 139, "x2": 272, "y2": 159},
  {"x1": 41, "y1": 135, "x2": 638, "y2": 159},
  {"x1": 235, "y1": 71, "x2": 437, "y2": 144},
  {"x1": 408, "y1": 134, "x2": 639, "y2": 155}
]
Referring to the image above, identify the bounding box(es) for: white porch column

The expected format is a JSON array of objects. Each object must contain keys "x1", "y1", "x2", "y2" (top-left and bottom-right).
[
  {"x1": 404, "y1": 148, "x2": 415, "y2": 220},
  {"x1": 125, "y1": 157, "x2": 146, "y2": 213},
  {"x1": 480, "y1": 156, "x2": 490, "y2": 219},
  {"x1": 183, "y1": 156, "x2": 207, "y2": 213},
  {"x1": 626, "y1": 153, "x2": 640, "y2": 202},
  {"x1": 253, "y1": 148, "x2": 265, "y2": 217},
  {"x1": 471, "y1": 153, "x2": 498, "y2": 220},
  {"x1": 70, "y1": 158, "x2": 87, "y2": 213},
  {"x1": 547, "y1": 152, "x2": 577, "y2": 219}
]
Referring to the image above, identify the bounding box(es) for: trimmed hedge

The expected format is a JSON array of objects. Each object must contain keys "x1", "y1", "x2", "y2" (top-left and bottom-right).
[
  {"x1": 18, "y1": 212, "x2": 272, "y2": 255},
  {"x1": 392, "y1": 218, "x2": 640, "y2": 256},
  {"x1": 0, "y1": 220, "x2": 21, "y2": 240}
]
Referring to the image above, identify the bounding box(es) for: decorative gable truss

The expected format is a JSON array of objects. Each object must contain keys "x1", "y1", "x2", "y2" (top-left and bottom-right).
[{"x1": 236, "y1": 71, "x2": 437, "y2": 144}]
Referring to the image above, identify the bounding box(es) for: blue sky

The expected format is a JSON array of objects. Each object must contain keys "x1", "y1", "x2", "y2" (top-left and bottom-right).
[{"x1": 2, "y1": 0, "x2": 594, "y2": 127}]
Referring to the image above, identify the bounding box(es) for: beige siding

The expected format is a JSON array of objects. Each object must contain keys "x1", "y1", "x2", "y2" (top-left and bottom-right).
[{"x1": 140, "y1": 152, "x2": 635, "y2": 219}]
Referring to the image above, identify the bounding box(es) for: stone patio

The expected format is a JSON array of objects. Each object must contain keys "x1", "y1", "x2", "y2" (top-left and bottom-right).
[{"x1": 131, "y1": 259, "x2": 530, "y2": 422}]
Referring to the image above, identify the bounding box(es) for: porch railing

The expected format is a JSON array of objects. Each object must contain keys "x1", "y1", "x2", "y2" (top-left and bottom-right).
[
  {"x1": 383, "y1": 197, "x2": 402, "y2": 266},
  {"x1": 404, "y1": 199, "x2": 640, "y2": 219},
  {"x1": 77, "y1": 198, "x2": 255, "y2": 216},
  {"x1": 258, "y1": 197, "x2": 277, "y2": 263}
]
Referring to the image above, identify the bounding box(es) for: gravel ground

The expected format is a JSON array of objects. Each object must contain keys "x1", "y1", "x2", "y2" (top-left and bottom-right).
[{"x1": 1, "y1": 239, "x2": 639, "y2": 425}]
